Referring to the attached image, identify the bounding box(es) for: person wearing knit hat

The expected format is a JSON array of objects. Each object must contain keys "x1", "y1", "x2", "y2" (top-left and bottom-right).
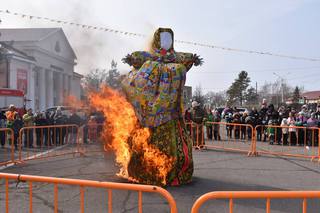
[
  {"x1": 190, "y1": 100, "x2": 206, "y2": 149},
  {"x1": 191, "y1": 101, "x2": 200, "y2": 108}
]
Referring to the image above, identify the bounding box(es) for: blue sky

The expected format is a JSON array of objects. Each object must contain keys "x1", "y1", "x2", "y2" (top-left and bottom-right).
[{"x1": 1, "y1": 0, "x2": 320, "y2": 93}]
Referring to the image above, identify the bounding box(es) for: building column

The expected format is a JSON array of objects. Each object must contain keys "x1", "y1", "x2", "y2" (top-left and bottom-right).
[
  {"x1": 63, "y1": 74, "x2": 67, "y2": 98},
  {"x1": 27, "y1": 64, "x2": 36, "y2": 110},
  {"x1": 39, "y1": 67, "x2": 46, "y2": 110},
  {"x1": 57, "y1": 72, "x2": 63, "y2": 105},
  {"x1": 7, "y1": 59, "x2": 16, "y2": 89},
  {"x1": 68, "y1": 75, "x2": 72, "y2": 95},
  {"x1": 46, "y1": 70, "x2": 54, "y2": 107}
]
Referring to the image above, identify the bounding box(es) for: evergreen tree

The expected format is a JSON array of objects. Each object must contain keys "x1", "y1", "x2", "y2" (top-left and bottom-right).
[
  {"x1": 292, "y1": 86, "x2": 301, "y2": 103},
  {"x1": 227, "y1": 71, "x2": 251, "y2": 106},
  {"x1": 245, "y1": 87, "x2": 258, "y2": 105}
]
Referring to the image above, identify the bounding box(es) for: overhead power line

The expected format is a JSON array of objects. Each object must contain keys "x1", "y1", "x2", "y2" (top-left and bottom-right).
[
  {"x1": 1, "y1": 9, "x2": 320, "y2": 62},
  {"x1": 198, "y1": 66, "x2": 320, "y2": 74}
]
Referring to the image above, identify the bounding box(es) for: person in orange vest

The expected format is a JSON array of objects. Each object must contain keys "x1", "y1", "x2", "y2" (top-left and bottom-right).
[
  {"x1": 5, "y1": 105, "x2": 18, "y2": 129},
  {"x1": 5, "y1": 105, "x2": 18, "y2": 147},
  {"x1": 87, "y1": 116, "x2": 98, "y2": 143}
]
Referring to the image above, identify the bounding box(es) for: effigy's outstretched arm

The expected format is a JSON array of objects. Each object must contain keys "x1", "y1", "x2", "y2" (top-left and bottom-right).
[
  {"x1": 175, "y1": 52, "x2": 204, "y2": 71},
  {"x1": 122, "y1": 51, "x2": 153, "y2": 69}
]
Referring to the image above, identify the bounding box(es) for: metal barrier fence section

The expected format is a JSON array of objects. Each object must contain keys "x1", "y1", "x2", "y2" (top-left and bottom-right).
[
  {"x1": 254, "y1": 125, "x2": 320, "y2": 160},
  {"x1": 0, "y1": 172, "x2": 177, "y2": 213},
  {"x1": 2, "y1": 122, "x2": 320, "y2": 166},
  {"x1": 205, "y1": 122, "x2": 254, "y2": 155},
  {"x1": 186, "y1": 122, "x2": 254, "y2": 155},
  {"x1": 0, "y1": 123, "x2": 107, "y2": 166},
  {"x1": 0, "y1": 128, "x2": 15, "y2": 166},
  {"x1": 191, "y1": 191, "x2": 320, "y2": 213},
  {"x1": 186, "y1": 121, "x2": 320, "y2": 160},
  {"x1": 79, "y1": 123, "x2": 105, "y2": 154},
  {"x1": 17, "y1": 125, "x2": 81, "y2": 163}
]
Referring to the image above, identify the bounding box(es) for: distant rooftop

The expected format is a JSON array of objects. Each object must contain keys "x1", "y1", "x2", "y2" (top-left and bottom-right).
[{"x1": 302, "y1": 91, "x2": 320, "y2": 100}]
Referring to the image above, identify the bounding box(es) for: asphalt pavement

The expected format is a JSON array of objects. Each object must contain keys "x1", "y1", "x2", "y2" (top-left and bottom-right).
[{"x1": 1, "y1": 143, "x2": 320, "y2": 213}]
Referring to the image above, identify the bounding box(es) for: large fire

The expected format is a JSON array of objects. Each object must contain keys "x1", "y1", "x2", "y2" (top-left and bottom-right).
[{"x1": 88, "y1": 86, "x2": 173, "y2": 185}]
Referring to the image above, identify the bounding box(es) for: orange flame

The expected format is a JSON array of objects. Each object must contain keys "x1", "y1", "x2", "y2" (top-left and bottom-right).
[
  {"x1": 88, "y1": 86, "x2": 173, "y2": 185},
  {"x1": 63, "y1": 95, "x2": 86, "y2": 109}
]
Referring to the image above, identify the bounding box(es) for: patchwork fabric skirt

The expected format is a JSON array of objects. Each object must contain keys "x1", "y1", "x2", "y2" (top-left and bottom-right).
[{"x1": 127, "y1": 119, "x2": 194, "y2": 186}]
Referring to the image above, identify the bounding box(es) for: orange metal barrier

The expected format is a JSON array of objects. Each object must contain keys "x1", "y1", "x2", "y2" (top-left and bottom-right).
[
  {"x1": 185, "y1": 122, "x2": 205, "y2": 149},
  {"x1": 185, "y1": 121, "x2": 320, "y2": 161},
  {"x1": 191, "y1": 191, "x2": 320, "y2": 213},
  {"x1": 79, "y1": 123, "x2": 106, "y2": 155},
  {"x1": 186, "y1": 121, "x2": 255, "y2": 155},
  {"x1": 17, "y1": 125, "x2": 81, "y2": 163},
  {"x1": 254, "y1": 125, "x2": 320, "y2": 161},
  {"x1": 0, "y1": 128, "x2": 16, "y2": 166},
  {"x1": 206, "y1": 122, "x2": 255, "y2": 155},
  {"x1": 0, "y1": 172, "x2": 177, "y2": 213},
  {"x1": 82, "y1": 123, "x2": 104, "y2": 144}
]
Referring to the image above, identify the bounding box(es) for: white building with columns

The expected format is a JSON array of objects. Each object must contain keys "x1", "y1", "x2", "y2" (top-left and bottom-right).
[{"x1": 0, "y1": 28, "x2": 82, "y2": 111}]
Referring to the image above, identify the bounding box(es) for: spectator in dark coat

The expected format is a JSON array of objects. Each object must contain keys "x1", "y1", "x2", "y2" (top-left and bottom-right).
[
  {"x1": 46, "y1": 111, "x2": 55, "y2": 146},
  {"x1": 0, "y1": 111, "x2": 6, "y2": 148},
  {"x1": 34, "y1": 113, "x2": 48, "y2": 147},
  {"x1": 12, "y1": 114, "x2": 23, "y2": 150},
  {"x1": 68, "y1": 111, "x2": 83, "y2": 143},
  {"x1": 54, "y1": 108, "x2": 68, "y2": 145},
  {"x1": 190, "y1": 101, "x2": 206, "y2": 147}
]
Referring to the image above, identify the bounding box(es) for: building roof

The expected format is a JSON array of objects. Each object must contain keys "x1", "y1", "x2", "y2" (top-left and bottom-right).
[
  {"x1": 0, "y1": 41, "x2": 36, "y2": 62},
  {"x1": 0, "y1": 28, "x2": 76, "y2": 59},
  {"x1": 302, "y1": 91, "x2": 320, "y2": 100},
  {"x1": 0, "y1": 28, "x2": 60, "y2": 42},
  {"x1": 73, "y1": 72, "x2": 83, "y2": 78}
]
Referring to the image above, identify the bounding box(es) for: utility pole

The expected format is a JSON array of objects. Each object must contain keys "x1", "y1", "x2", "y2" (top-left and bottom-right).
[{"x1": 273, "y1": 72, "x2": 286, "y2": 104}]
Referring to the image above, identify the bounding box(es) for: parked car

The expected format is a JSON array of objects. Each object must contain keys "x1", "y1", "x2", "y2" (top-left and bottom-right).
[
  {"x1": 236, "y1": 107, "x2": 248, "y2": 115},
  {"x1": 45, "y1": 106, "x2": 73, "y2": 117}
]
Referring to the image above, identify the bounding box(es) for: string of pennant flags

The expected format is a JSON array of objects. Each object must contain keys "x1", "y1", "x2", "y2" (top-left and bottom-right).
[{"x1": 1, "y1": 9, "x2": 320, "y2": 62}]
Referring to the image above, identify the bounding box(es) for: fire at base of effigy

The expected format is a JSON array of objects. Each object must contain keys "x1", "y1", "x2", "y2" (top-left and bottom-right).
[{"x1": 88, "y1": 86, "x2": 174, "y2": 186}]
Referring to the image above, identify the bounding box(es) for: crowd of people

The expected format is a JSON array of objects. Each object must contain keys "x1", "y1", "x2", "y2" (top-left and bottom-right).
[
  {"x1": 185, "y1": 100, "x2": 320, "y2": 147},
  {"x1": 0, "y1": 105, "x2": 103, "y2": 150}
]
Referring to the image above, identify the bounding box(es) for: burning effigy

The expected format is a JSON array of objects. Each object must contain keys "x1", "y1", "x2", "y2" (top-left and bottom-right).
[{"x1": 89, "y1": 28, "x2": 203, "y2": 186}]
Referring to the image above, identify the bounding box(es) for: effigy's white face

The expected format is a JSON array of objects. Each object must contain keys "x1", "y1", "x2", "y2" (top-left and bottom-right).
[{"x1": 160, "y1": 32, "x2": 172, "y2": 50}]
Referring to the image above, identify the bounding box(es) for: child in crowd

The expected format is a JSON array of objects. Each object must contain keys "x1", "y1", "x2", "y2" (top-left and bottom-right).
[
  {"x1": 281, "y1": 118, "x2": 289, "y2": 145},
  {"x1": 267, "y1": 120, "x2": 275, "y2": 145}
]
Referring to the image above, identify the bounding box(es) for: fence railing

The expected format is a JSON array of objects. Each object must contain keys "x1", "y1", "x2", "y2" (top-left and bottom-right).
[
  {"x1": 191, "y1": 191, "x2": 320, "y2": 213},
  {"x1": 1, "y1": 121, "x2": 320, "y2": 166},
  {"x1": 185, "y1": 121, "x2": 320, "y2": 160},
  {"x1": 0, "y1": 128, "x2": 15, "y2": 166},
  {"x1": 205, "y1": 122, "x2": 255, "y2": 155},
  {"x1": 0, "y1": 172, "x2": 177, "y2": 213},
  {"x1": 254, "y1": 125, "x2": 320, "y2": 160},
  {"x1": 17, "y1": 124, "x2": 81, "y2": 162}
]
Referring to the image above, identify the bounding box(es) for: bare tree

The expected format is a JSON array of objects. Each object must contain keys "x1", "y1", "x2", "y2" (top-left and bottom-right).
[
  {"x1": 82, "y1": 68, "x2": 107, "y2": 92},
  {"x1": 193, "y1": 85, "x2": 205, "y2": 105},
  {"x1": 82, "y1": 59, "x2": 121, "y2": 92},
  {"x1": 205, "y1": 91, "x2": 227, "y2": 108},
  {"x1": 258, "y1": 81, "x2": 293, "y2": 106}
]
